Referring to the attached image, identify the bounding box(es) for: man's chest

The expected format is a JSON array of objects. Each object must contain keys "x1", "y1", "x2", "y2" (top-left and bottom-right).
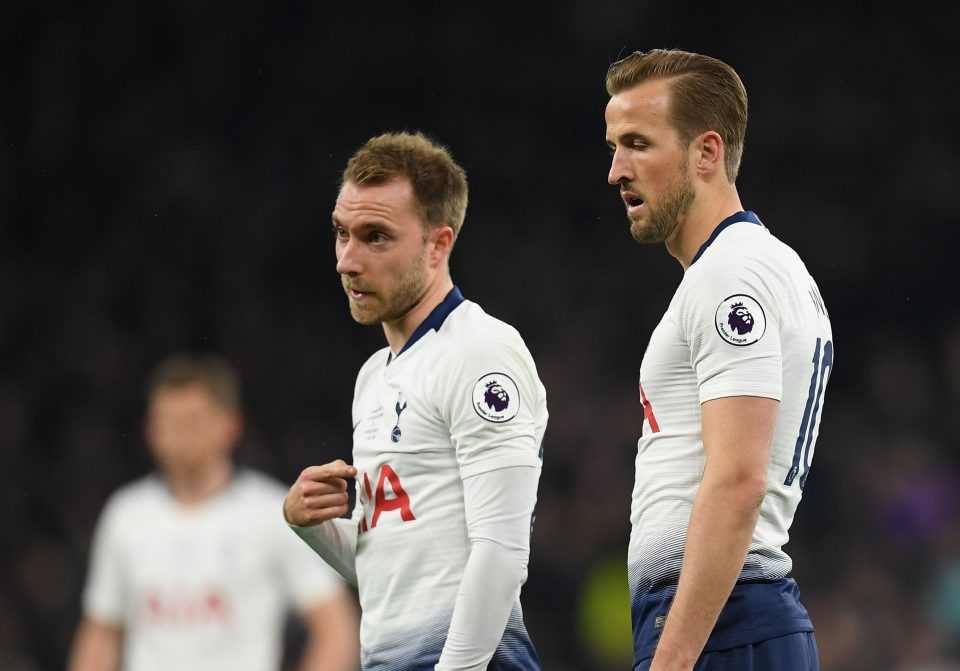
[
  {"x1": 352, "y1": 373, "x2": 455, "y2": 464},
  {"x1": 351, "y1": 372, "x2": 463, "y2": 533}
]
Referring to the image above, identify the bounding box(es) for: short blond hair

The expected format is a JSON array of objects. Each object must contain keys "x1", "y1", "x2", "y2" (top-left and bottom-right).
[
  {"x1": 341, "y1": 131, "x2": 468, "y2": 238},
  {"x1": 606, "y1": 49, "x2": 748, "y2": 182}
]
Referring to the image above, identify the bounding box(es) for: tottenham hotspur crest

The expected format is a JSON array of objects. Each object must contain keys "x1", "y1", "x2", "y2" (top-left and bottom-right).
[
  {"x1": 472, "y1": 373, "x2": 520, "y2": 423},
  {"x1": 714, "y1": 294, "x2": 766, "y2": 346}
]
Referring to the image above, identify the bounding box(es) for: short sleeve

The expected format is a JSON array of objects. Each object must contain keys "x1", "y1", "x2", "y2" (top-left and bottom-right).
[
  {"x1": 82, "y1": 496, "x2": 127, "y2": 624},
  {"x1": 441, "y1": 329, "x2": 547, "y2": 479},
  {"x1": 273, "y1": 495, "x2": 346, "y2": 611},
  {"x1": 679, "y1": 260, "x2": 783, "y2": 404}
]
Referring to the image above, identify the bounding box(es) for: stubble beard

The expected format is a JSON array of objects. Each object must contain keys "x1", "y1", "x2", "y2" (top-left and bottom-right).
[
  {"x1": 629, "y1": 159, "x2": 696, "y2": 245},
  {"x1": 343, "y1": 247, "x2": 429, "y2": 326}
]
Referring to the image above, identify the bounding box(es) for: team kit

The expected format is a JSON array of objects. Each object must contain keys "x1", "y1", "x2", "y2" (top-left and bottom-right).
[{"x1": 75, "y1": 50, "x2": 832, "y2": 671}]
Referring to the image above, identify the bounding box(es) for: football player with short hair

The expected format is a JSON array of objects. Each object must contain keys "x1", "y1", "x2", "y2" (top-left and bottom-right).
[
  {"x1": 284, "y1": 132, "x2": 548, "y2": 671},
  {"x1": 605, "y1": 49, "x2": 833, "y2": 671},
  {"x1": 69, "y1": 353, "x2": 359, "y2": 671}
]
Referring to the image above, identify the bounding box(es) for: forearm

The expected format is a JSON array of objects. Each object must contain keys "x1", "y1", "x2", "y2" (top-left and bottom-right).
[
  {"x1": 68, "y1": 618, "x2": 122, "y2": 671},
  {"x1": 436, "y1": 466, "x2": 538, "y2": 671},
  {"x1": 290, "y1": 518, "x2": 359, "y2": 587},
  {"x1": 437, "y1": 539, "x2": 527, "y2": 670},
  {"x1": 652, "y1": 474, "x2": 763, "y2": 670},
  {"x1": 298, "y1": 591, "x2": 361, "y2": 671}
]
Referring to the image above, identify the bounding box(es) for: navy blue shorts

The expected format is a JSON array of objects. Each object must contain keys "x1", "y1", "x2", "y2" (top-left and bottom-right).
[{"x1": 633, "y1": 631, "x2": 819, "y2": 671}]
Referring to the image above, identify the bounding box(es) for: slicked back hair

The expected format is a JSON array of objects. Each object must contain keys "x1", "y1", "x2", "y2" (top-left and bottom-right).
[
  {"x1": 341, "y1": 131, "x2": 468, "y2": 239},
  {"x1": 606, "y1": 49, "x2": 748, "y2": 182}
]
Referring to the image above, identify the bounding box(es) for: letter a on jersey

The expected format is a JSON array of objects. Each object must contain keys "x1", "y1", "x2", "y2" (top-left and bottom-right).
[{"x1": 359, "y1": 465, "x2": 417, "y2": 532}]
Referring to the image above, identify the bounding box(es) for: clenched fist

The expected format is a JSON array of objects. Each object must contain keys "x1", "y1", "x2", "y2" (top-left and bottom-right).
[{"x1": 284, "y1": 459, "x2": 358, "y2": 526}]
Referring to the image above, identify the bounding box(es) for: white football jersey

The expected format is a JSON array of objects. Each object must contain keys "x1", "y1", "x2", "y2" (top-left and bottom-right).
[
  {"x1": 82, "y1": 469, "x2": 344, "y2": 671},
  {"x1": 629, "y1": 212, "x2": 832, "y2": 658},
  {"x1": 349, "y1": 288, "x2": 547, "y2": 670}
]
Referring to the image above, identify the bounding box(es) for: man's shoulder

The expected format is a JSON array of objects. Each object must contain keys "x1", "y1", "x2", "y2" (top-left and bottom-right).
[
  {"x1": 231, "y1": 467, "x2": 288, "y2": 499},
  {"x1": 99, "y1": 473, "x2": 167, "y2": 523},
  {"x1": 684, "y1": 224, "x2": 805, "y2": 295},
  {"x1": 355, "y1": 345, "x2": 391, "y2": 381},
  {"x1": 709, "y1": 221, "x2": 804, "y2": 270},
  {"x1": 220, "y1": 469, "x2": 295, "y2": 528},
  {"x1": 111, "y1": 473, "x2": 164, "y2": 502},
  {"x1": 441, "y1": 300, "x2": 526, "y2": 351}
]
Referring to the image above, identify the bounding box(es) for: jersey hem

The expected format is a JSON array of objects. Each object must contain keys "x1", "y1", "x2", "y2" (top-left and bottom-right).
[{"x1": 698, "y1": 387, "x2": 782, "y2": 404}]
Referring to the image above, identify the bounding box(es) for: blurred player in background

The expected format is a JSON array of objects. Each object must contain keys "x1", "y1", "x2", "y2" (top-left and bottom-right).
[
  {"x1": 604, "y1": 49, "x2": 833, "y2": 670},
  {"x1": 68, "y1": 353, "x2": 360, "y2": 671},
  {"x1": 283, "y1": 132, "x2": 548, "y2": 670}
]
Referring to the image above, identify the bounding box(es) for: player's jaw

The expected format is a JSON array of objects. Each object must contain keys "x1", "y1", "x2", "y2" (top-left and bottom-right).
[
  {"x1": 341, "y1": 248, "x2": 429, "y2": 326},
  {"x1": 624, "y1": 161, "x2": 695, "y2": 245}
]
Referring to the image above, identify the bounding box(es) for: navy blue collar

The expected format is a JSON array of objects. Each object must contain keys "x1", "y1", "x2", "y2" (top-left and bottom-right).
[
  {"x1": 388, "y1": 286, "x2": 465, "y2": 363},
  {"x1": 690, "y1": 210, "x2": 764, "y2": 265}
]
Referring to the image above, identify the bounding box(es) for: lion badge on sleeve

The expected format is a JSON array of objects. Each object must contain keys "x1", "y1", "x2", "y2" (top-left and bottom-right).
[
  {"x1": 715, "y1": 294, "x2": 766, "y2": 346},
  {"x1": 472, "y1": 373, "x2": 520, "y2": 423}
]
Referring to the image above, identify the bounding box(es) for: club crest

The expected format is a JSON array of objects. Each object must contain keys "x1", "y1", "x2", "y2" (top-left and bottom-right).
[
  {"x1": 714, "y1": 294, "x2": 766, "y2": 346},
  {"x1": 391, "y1": 392, "x2": 407, "y2": 443},
  {"x1": 472, "y1": 373, "x2": 520, "y2": 423}
]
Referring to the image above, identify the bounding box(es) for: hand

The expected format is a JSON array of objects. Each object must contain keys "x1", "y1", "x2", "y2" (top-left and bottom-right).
[{"x1": 284, "y1": 459, "x2": 357, "y2": 526}]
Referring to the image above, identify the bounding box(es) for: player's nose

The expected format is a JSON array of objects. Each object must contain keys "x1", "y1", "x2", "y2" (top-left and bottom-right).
[
  {"x1": 335, "y1": 239, "x2": 362, "y2": 275},
  {"x1": 608, "y1": 147, "x2": 633, "y2": 186}
]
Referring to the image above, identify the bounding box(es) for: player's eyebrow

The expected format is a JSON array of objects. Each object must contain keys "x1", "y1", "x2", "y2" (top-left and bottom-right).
[
  {"x1": 606, "y1": 131, "x2": 647, "y2": 150},
  {"x1": 615, "y1": 131, "x2": 651, "y2": 146},
  {"x1": 330, "y1": 216, "x2": 396, "y2": 235}
]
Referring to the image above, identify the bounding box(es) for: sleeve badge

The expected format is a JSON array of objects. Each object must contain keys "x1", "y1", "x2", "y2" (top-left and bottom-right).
[
  {"x1": 714, "y1": 294, "x2": 767, "y2": 346},
  {"x1": 472, "y1": 373, "x2": 521, "y2": 423}
]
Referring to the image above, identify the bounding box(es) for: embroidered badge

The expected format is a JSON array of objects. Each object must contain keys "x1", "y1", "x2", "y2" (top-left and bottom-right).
[
  {"x1": 472, "y1": 373, "x2": 520, "y2": 423},
  {"x1": 391, "y1": 392, "x2": 407, "y2": 443},
  {"x1": 714, "y1": 294, "x2": 766, "y2": 346}
]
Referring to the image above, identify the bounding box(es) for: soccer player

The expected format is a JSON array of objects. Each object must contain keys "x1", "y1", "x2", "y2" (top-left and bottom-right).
[
  {"x1": 282, "y1": 132, "x2": 547, "y2": 670},
  {"x1": 68, "y1": 353, "x2": 360, "y2": 671},
  {"x1": 604, "y1": 50, "x2": 832, "y2": 670}
]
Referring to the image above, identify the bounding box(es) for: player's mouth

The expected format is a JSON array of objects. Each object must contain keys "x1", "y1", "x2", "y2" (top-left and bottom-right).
[
  {"x1": 621, "y1": 190, "x2": 645, "y2": 214},
  {"x1": 344, "y1": 284, "x2": 374, "y2": 301}
]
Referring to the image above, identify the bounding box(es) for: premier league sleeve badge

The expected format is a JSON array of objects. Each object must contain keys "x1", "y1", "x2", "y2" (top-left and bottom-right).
[{"x1": 714, "y1": 294, "x2": 767, "y2": 346}]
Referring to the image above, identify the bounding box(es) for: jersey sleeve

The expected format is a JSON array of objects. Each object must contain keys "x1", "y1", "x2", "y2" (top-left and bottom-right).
[
  {"x1": 440, "y1": 329, "x2": 547, "y2": 479},
  {"x1": 275, "y1": 521, "x2": 346, "y2": 612},
  {"x1": 679, "y1": 259, "x2": 783, "y2": 404},
  {"x1": 287, "y1": 479, "x2": 362, "y2": 588},
  {"x1": 437, "y1": 465, "x2": 539, "y2": 669},
  {"x1": 81, "y1": 494, "x2": 127, "y2": 625}
]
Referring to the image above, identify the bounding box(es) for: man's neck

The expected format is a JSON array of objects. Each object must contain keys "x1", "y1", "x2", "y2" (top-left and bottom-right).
[
  {"x1": 666, "y1": 188, "x2": 744, "y2": 270},
  {"x1": 382, "y1": 274, "x2": 455, "y2": 354},
  {"x1": 165, "y1": 460, "x2": 233, "y2": 507}
]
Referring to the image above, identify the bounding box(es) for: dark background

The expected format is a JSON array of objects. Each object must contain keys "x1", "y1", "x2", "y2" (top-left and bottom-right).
[{"x1": 4, "y1": 1, "x2": 960, "y2": 669}]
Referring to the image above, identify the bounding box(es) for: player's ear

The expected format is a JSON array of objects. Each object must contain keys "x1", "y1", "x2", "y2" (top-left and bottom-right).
[
  {"x1": 227, "y1": 410, "x2": 244, "y2": 445},
  {"x1": 428, "y1": 226, "x2": 455, "y2": 266},
  {"x1": 695, "y1": 130, "x2": 723, "y2": 178}
]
